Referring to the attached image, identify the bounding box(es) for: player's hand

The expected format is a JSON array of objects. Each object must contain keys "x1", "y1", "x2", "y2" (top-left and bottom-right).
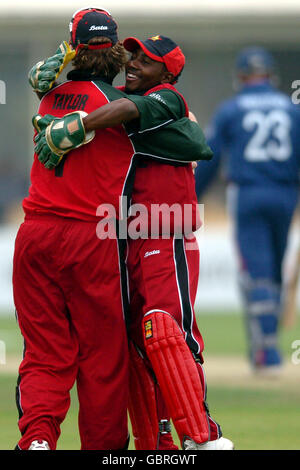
[
  {"x1": 32, "y1": 113, "x2": 56, "y2": 132},
  {"x1": 28, "y1": 41, "x2": 76, "y2": 93},
  {"x1": 32, "y1": 114, "x2": 63, "y2": 168},
  {"x1": 32, "y1": 111, "x2": 95, "y2": 169},
  {"x1": 189, "y1": 111, "x2": 198, "y2": 123},
  {"x1": 192, "y1": 161, "x2": 197, "y2": 174}
]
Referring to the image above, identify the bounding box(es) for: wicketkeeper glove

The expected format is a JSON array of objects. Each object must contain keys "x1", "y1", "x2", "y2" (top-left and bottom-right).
[
  {"x1": 32, "y1": 111, "x2": 95, "y2": 169},
  {"x1": 28, "y1": 41, "x2": 76, "y2": 93}
]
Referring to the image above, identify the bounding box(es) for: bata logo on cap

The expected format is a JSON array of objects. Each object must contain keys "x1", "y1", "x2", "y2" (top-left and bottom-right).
[{"x1": 89, "y1": 25, "x2": 108, "y2": 31}]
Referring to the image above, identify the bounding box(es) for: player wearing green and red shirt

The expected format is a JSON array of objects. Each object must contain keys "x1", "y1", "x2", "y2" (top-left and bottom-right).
[
  {"x1": 120, "y1": 36, "x2": 233, "y2": 451},
  {"x1": 14, "y1": 9, "x2": 211, "y2": 451}
]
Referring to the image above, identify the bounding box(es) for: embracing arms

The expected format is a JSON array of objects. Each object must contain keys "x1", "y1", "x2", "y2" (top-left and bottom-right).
[{"x1": 29, "y1": 46, "x2": 212, "y2": 168}]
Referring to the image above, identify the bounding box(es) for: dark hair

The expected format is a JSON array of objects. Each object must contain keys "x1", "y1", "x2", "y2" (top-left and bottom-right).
[{"x1": 72, "y1": 37, "x2": 128, "y2": 81}]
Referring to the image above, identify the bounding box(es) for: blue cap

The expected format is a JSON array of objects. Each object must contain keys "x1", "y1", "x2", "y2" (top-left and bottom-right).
[
  {"x1": 123, "y1": 35, "x2": 185, "y2": 79},
  {"x1": 236, "y1": 47, "x2": 275, "y2": 75},
  {"x1": 70, "y1": 7, "x2": 118, "y2": 48}
]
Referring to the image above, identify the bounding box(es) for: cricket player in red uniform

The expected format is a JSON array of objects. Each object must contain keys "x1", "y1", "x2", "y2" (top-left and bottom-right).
[
  {"x1": 15, "y1": 8, "x2": 209, "y2": 451},
  {"x1": 13, "y1": 9, "x2": 134, "y2": 451},
  {"x1": 121, "y1": 36, "x2": 234, "y2": 451},
  {"x1": 32, "y1": 23, "x2": 234, "y2": 449}
]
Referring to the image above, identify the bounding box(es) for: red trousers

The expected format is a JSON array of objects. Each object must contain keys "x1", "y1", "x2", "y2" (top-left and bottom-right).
[
  {"x1": 127, "y1": 235, "x2": 204, "y2": 355},
  {"x1": 13, "y1": 215, "x2": 129, "y2": 450},
  {"x1": 127, "y1": 235, "x2": 221, "y2": 442}
]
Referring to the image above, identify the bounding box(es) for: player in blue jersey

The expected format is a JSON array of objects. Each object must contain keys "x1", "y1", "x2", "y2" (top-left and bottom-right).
[{"x1": 195, "y1": 46, "x2": 300, "y2": 373}]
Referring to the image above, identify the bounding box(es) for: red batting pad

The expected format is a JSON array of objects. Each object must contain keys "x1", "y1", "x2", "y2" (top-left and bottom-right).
[
  {"x1": 128, "y1": 341, "x2": 159, "y2": 450},
  {"x1": 143, "y1": 311, "x2": 209, "y2": 445}
]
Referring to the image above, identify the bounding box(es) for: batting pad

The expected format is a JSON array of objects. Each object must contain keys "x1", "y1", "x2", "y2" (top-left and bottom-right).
[
  {"x1": 128, "y1": 341, "x2": 159, "y2": 450},
  {"x1": 143, "y1": 311, "x2": 209, "y2": 446}
]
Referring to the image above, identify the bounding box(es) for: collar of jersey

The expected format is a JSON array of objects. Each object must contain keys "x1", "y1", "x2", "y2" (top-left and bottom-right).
[
  {"x1": 67, "y1": 69, "x2": 113, "y2": 84},
  {"x1": 241, "y1": 81, "x2": 273, "y2": 93}
]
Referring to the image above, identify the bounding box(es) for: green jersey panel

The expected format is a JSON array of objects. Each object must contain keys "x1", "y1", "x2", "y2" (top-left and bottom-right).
[{"x1": 92, "y1": 81, "x2": 213, "y2": 163}]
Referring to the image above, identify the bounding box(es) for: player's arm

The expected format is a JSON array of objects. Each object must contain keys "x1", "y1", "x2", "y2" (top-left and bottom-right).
[
  {"x1": 83, "y1": 89, "x2": 184, "y2": 132},
  {"x1": 189, "y1": 111, "x2": 198, "y2": 122},
  {"x1": 131, "y1": 118, "x2": 213, "y2": 163},
  {"x1": 85, "y1": 90, "x2": 212, "y2": 162},
  {"x1": 124, "y1": 93, "x2": 213, "y2": 162},
  {"x1": 85, "y1": 96, "x2": 212, "y2": 162},
  {"x1": 31, "y1": 99, "x2": 139, "y2": 169},
  {"x1": 124, "y1": 89, "x2": 185, "y2": 133},
  {"x1": 32, "y1": 92, "x2": 211, "y2": 168},
  {"x1": 83, "y1": 98, "x2": 140, "y2": 131}
]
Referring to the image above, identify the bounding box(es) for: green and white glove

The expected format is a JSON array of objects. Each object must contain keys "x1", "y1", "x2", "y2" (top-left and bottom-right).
[
  {"x1": 32, "y1": 114, "x2": 64, "y2": 168},
  {"x1": 28, "y1": 41, "x2": 76, "y2": 93},
  {"x1": 32, "y1": 111, "x2": 95, "y2": 169}
]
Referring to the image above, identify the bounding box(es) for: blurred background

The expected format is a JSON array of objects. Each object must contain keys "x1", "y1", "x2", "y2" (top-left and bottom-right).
[
  {"x1": 0, "y1": 0, "x2": 300, "y2": 312},
  {"x1": 0, "y1": 0, "x2": 299, "y2": 450}
]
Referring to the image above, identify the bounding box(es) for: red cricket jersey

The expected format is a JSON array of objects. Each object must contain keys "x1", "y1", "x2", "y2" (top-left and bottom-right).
[
  {"x1": 23, "y1": 80, "x2": 135, "y2": 221},
  {"x1": 126, "y1": 84, "x2": 201, "y2": 234}
]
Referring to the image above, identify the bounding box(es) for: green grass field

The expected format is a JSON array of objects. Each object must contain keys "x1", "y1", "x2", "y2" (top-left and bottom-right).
[{"x1": 1, "y1": 310, "x2": 300, "y2": 450}]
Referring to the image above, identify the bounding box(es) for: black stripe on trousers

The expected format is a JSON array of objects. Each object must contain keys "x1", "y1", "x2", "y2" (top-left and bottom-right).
[
  {"x1": 117, "y1": 235, "x2": 131, "y2": 336},
  {"x1": 15, "y1": 309, "x2": 24, "y2": 420},
  {"x1": 173, "y1": 237, "x2": 200, "y2": 354},
  {"x1": 15, "y1": 373, "x2": 23, "y2": 420}
]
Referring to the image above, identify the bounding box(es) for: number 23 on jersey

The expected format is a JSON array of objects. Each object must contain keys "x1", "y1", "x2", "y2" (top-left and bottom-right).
[{"x1": 242, "y1": 109, "x2": 292, "y2": 162}]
